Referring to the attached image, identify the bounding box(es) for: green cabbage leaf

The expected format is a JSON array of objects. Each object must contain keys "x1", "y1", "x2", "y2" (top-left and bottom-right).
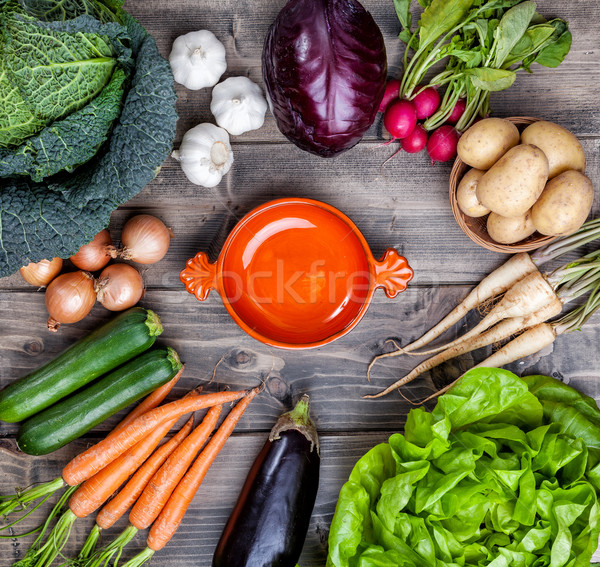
[
  {"x1": 327, "y1": 368, "x2": 600, "y2": 567},
  {"x1": 0, "y1": 0, "x2": 177, "y2": 276}
]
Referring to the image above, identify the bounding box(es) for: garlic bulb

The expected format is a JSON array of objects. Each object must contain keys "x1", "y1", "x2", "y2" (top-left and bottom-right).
[
  {"x1": 172, "y1": 124, "x2": 234, "y2": 188},
  {"x1": 210, "y1": 77, "x2": 268, "y2": 136},
  {"x1": 169, "y1": 30, "x2": 227, "y2": 90}
]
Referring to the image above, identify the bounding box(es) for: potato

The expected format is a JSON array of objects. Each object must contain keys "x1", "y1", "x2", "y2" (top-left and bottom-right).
[
  {"x1": 521, "y1": 120, "x2": 586, "y2": 179},
  {"x1": 531, "y1": 170, "x2": 594, "y2": 236},
  {"x1": 456, "y1": 168, "x2": 489, "y2": 217},
  {"x1": 477, "y1": 144, "x2": 549, "y2": 218},
  {"x1": 457, "y1": 118, "x2": 520, "y2": 170},
  {"x1": 487, "y1": 211, "x2": 536, "y2": 244}
]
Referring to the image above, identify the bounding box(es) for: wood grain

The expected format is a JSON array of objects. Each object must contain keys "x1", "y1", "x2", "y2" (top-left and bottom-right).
[
  {"x1": 1, "y1": 0, "x2": 600, "y2": 565},
  {"x1": 0, "y1": 433, "x2": 391, "y2": 567},
  {"x1": 1, "y1": 139, "x2": 598, "y2": 291}
]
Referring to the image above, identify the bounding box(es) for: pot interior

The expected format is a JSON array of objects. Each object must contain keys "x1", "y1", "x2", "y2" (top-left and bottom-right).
[{"x1": 221, "y1": 201, "x2": 371, "y2": 345}]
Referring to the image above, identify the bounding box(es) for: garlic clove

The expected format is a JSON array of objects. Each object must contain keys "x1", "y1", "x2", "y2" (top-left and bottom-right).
[
  {"x1": 210, "y1": 77, "x2": 268, "y2": 136},
  {"x1": 172, "y1": 123, "x2": 234, "y2": 188},
  {"x1": 169, "y1": 30, "x2": 227, "y2": 90}
]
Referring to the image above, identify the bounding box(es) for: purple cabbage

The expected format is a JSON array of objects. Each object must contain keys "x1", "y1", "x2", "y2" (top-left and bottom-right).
[{"x1": 262, "y1": 0, "x2": 387, "y2": 158}]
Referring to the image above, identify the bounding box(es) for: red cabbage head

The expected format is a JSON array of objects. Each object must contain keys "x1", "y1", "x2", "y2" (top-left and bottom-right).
[{"x1": 263, "y1": 0, "x2": 387, "y2": 157}]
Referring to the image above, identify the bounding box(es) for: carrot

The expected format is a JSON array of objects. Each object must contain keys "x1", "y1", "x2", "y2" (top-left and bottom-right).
[
  {"x1": 148, "y1": 386, "x2": 261, "y2": 551},
  {"x1": 85, "y1": 406, "x2": 224, "y2": 567},
  {"x1": 69, "y1": 395, "x2": 199, "y2": 519},
  {"x1": 74, "y1": 418, "x2": 194, "y2": 566},
  {"x1": 63, "y1": 388, "x2": 249, "y2": 486},
  {"x1": 120, "y1": 386, "x2": 262, "y2": 566},
  {"x1": 96, "y1": 415, "x2": 194, "y2": 530},
  {"x1": 130, "y1": 404, "x2": 223, "y2": 530},
  {"x1": 15, "y1": 406, "x2": 196, "y2": 567},
  {"x1": 0, "y1": 372, "x2": 186, "y2": 526},
  {"x1": 112, "y1": 365, "x2": 185, "y2": 435},
  {"x1": 364, "y1": 298, "x2": 563, "y2": 399}
]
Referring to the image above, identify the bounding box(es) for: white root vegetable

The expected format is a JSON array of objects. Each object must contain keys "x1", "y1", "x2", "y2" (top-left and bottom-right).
[
  {"x1": 420, "y1": 323, "x2": 557, "y2": 404},
  {"x1": 472, "y1": 323, "x2": 557, "y2": 369},
  {"x1": 364, "y1": 298, "x2": 562, "y2": 399},
  {"x1": 410, "y1": 271, "x2": 558, "y2": 356},
  {"x1": 401, "y1": 252, "x2": 537, "y2": 353},
  {"x1": 366, "y1": 219, "x2": 600, "y2": 399}
]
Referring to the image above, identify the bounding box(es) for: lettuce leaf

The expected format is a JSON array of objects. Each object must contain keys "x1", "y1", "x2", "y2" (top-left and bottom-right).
[
  {"x1": 327, "y1": 369, "x2": 600, "y2": 567},
  {"x1": 0, "y1": 0, "x2": 177, "y2": 276}
]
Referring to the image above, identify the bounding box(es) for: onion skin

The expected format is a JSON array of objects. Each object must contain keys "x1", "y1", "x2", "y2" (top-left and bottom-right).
[
  {"x1": 20, "y1": 258, "x2": 63, "y2": 286},
  {"x1": 70, "y1": 229, "x2": 115, "y2": 271},
  {"x1": 120, "y1": 215, "x2": 172, "y2": 265},
  {"x1": 45, "y1": 271, "x2": 96, "y2": 330},
  {"x1": 96, "y1": 264, "x2": 145, "y2": 311},
  {"x1": 263, "y1": 0, "x2": 387, "y2": 157}
]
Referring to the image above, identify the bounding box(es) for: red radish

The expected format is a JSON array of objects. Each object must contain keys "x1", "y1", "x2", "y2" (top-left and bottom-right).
[
  {"x1": 446, "y1": 98, "x2": 466, "y2": 124},
  {"x1": 426, "y1": 125, "x2": 460, "y2": 163},
  {"x1": 378, "y1": 79, "x2": 401, "y2": 113},
  {"x1": 383, "y1": 99, "x2": 416, "y2": 140},
  {"x1": 412, "y1": 87, "x2": 440, "y2": 120},
  {"x1": 400, "y1": 124, "x2": 428, "y2": 153}
]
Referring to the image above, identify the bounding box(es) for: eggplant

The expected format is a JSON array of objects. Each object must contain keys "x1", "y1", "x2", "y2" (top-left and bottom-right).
[{"x1": 213, "y1": 394, "x2": 320, "y2": 567}]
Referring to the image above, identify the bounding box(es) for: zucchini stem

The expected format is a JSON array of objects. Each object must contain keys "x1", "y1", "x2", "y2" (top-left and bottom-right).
[{"x1": 144, "y1": 309, "x2": 163, "y2": 337}]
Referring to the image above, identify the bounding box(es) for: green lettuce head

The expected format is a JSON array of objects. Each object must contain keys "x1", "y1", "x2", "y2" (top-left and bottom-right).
[{"x1": 327, "y1": 368, "x2": 600, "y2": 567}]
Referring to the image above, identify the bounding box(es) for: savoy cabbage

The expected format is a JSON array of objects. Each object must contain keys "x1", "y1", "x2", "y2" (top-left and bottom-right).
[{"x1": 0, "y1": 0, "x2": 177, "y2": 277}]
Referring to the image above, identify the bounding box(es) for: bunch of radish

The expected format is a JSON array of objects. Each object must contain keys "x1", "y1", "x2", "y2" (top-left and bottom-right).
[{"x1": 379, "y1": 80, "x2": 464, "y2": 164}]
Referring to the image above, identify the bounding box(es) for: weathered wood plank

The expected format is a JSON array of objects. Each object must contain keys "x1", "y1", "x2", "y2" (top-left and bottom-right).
[
  {"x1": 1, "y1": 1, "x2": 600, "y2": 566},
  {"x1": 122, "y1": 0, "x2": 600, "y2": 144},
  {"x1": 3, "y1": 286, "x2": 600, "y2": 440},
  {"x1": 0, "y1": 433, "x2": 390, "y2": 567},
  {"x1": 1, "y1": 138, "x2": 598, "y2": 290}
]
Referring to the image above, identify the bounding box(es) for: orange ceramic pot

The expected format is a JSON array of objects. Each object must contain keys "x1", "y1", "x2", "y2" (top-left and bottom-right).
[{"x1": 180, "y1": 198, "x2": 413, "y2": 349}]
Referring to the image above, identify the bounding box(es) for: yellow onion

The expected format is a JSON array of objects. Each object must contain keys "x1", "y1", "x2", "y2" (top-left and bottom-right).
[
  {"x1": 45, "y1": 271, "x2": 96, "y2": 331},
  {"x1": 19, "y1": 257, "x2": 63, "y2": 286},
  {"x1": 95, "y1": 264, "x2": 144, "y2": 311},
  {"x1": 70, "y1": 229, "x2": 116, "y2": 271},
  {"x1": 120, "y1": 215, "x2": 172, "y2": 264}
]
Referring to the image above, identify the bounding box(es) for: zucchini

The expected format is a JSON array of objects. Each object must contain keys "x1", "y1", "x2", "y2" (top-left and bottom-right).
[
  {"x1": 0, "y1": 307, "x2": 162, "y2": 423},
  {"x1": 17, "y1": 347, "x2": 182, "y2": 456}
]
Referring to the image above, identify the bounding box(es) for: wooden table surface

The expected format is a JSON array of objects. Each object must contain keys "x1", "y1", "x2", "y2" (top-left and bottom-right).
[{"x1": 1, "y1": 1, "x2": 599, "y2": 565}]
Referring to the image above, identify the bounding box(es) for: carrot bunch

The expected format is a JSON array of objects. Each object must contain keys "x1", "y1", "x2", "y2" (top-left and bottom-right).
[
  {"x1": 7, "y1": 367, "x2": 261, "y2": 567},
  {"x1": 1, "y1": 370, "x2": 184, "y2": 529},
  {"x1": 84, "y1": 387, "x2": 261, "y2": 567}
]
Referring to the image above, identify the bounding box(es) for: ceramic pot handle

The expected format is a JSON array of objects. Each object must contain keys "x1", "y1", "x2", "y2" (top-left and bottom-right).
[
  {"x1": 180, "y1": 252, "x2": 217, "y2": 301},
  {"x1": 372, "y1": 248, "x2": 413, "y2": 298}
]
